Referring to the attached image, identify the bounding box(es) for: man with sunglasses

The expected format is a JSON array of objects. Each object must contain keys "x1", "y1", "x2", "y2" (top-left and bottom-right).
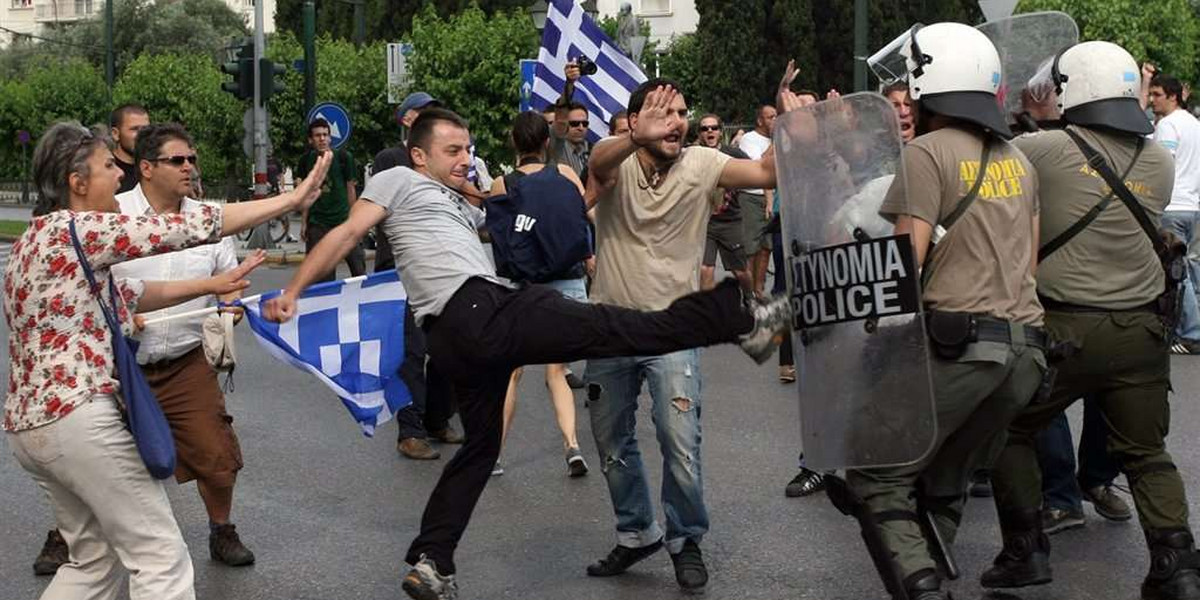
[
  {"x1": 552, "y1": 101, "x2": 593, "y2": 179},
  {"x1": 695, "y1": 114, "x2": 752, "y2": 293},
  {"x1": 113, "y1": 123, "x2": 256, "y2": 566}
]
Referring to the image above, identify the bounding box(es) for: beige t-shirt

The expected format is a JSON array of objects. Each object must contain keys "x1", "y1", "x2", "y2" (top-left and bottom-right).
[
  {"x1": 591, "y1": 147, "x2": 733, "y2": 310},
  {"x1": 1016, "y1": 126, "x2": 1174, "y2": 308},
  {"x1": 880, "y1": 126, "x2": 1043, "y2": 326}
]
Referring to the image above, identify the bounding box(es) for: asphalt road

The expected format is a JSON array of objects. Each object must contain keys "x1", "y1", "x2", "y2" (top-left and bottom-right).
[{"x1": 3, "y1": 261, "x2": 1200, "y2": 600}]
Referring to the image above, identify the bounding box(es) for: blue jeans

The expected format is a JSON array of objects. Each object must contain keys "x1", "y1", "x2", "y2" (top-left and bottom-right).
[
  {"x1": 1160, "y1": 211, "x2": 1200, "y2": 342},
  {"x1": 586, "y1": 349, "x2": 706, "y2": 554},
  {"x1": 1036, "y1": 397, "x2": 1121, "y2": 511}
]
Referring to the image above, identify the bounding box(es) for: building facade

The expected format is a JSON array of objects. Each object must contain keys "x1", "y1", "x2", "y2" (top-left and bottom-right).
[{"x1": 1, "y1": 0, "x2": 275, "y2": 46}]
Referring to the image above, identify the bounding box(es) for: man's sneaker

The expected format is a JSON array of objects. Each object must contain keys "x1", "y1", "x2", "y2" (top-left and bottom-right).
[
  {"x1": 1042, "y1": 507, "x2": 1085, "y2": 535},
  {"x1": 209, "y1": 523, "x2": 255, "y2": 566},
  {"x1": 565, "y1": 370, "x2": 586, "y2": 389},
  {"x1": 566, "y1": 447, "x2": 589, "y2": 478},
  {"x1": 429, "y1": 426, "x2": 465, "y2": 444},
  {"x1": 785, "y1": 468, "x2": 825, "y2": 498},
  {"x1": 970, "y1": 471, "x2": 994, "y2": 498},
  {"x1": 398, "y1": 437, "x2": 441, "y2": 460},
  {"x1": 739, "y1": 294, "x2": 793, "y2": 364},
  {"x1": 491, "y1": 460, "x2": 504, "y2": 476},
  {"x1": 1082, "y1": 485, "x2": 1133, "y2": 521},
  {"x1": 1171, "y1": 340, "x2": 1200, "y2": 355},
  {"x1": 586, "y1": 539, "x2": 664, "y2": 577},
  {"x1": 33, "y1": 529, "x2": 68, "y2": 576},
  {"x1": 670, "y1": 539, "x2": 708, "y2": 594},
  {"x1": 403, "y1": 555, "x2": 458, "y2": 600},
  {"x1": 779, "y1": 365, "x2": 797, "y2": 384}
]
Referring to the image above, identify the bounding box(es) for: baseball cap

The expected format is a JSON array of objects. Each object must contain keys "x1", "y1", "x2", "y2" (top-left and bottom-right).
[{"x1": 397, "y1": 92, "x2": 439, "y2": 122}]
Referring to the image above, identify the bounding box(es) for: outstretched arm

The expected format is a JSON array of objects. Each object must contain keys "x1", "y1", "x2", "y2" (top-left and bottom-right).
[
  {"x1": 262, "y1": 200, "x2": 387, "y2": 322},
  {"x1": 137, "y1": 250, "x2": 266, "y2": 313}
]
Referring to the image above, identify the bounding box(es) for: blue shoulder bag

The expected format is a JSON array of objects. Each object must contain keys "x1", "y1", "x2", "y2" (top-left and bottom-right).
[{"x1": 68, "y1": 219, "x2": 177, "y2": 479}]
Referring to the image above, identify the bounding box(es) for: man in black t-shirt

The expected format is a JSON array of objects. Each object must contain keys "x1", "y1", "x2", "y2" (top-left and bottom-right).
[
  {"x1": 109, "y1": 104, "x2": 149, "y2": 194},
  {"x1": 695, "y1": 114, "x2": 751, "y2": 292}
]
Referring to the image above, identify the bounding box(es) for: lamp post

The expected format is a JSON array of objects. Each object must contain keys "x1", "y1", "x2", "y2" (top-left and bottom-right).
[{"x1": 529, "y1": 0, "x2": 549, "y2": 31}]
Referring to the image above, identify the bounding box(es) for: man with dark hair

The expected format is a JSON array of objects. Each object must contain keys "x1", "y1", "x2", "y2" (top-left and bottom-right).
[
  {"x1": 262, "y1": 106, "x2": 793, "y2": 600},
  {"x1": 609, "y1": 110, "x2": 630, "y2": 137},
  {"x1": 737, "y1": 104, "x2": 778, "y2": 297},
  {"x1": 110, "y1": 122, "x2": 257, "y2": 566},
  {"x1": 554, "y1": 101, "x2": 592, "y2": 177},
  {"x1": 109, "y1": 103, "x2": 150, "y2": 194},
  {"x1": 296, "y1": 118, "x2": 366, "y2": 283},
  {"x1": 370, "y1": 93, "x2": 463, "y2": 462},
  {"x1": 1149, "y1": 73, "x2": 1200, "y2": 353},
  {"x1": 695, "y1": 113, "x2": 751, "y2": 293},
  {"x1": 583, "y1": 66, "x2": 803, "y2": 594}
]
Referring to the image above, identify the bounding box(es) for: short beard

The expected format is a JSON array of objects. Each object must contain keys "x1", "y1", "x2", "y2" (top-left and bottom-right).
[{"x1": 642, "y1": 141, "x2": 680, "y2": 163}]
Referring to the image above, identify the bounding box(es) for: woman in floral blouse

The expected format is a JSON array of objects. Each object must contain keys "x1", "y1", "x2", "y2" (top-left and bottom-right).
[{"x1": 3, "y1": 122, "x2": 330, "y2": 600}]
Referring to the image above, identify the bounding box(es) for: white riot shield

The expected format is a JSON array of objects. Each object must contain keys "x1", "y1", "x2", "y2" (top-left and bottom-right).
[
  {"x1": 775, "y1": 93, "x2": 936, "y2": 471},
  {"x1": 976, "y1": 11, "x2": 1079, "y2": 120}
]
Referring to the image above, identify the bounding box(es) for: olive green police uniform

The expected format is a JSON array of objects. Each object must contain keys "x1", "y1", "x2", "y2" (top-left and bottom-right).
[
  {"x1": 984, "y1": 124, "x2": 1195, "y2": 588},
  {"x1": 845, "y1": 125, "x2": 1047, "y2": 585}
]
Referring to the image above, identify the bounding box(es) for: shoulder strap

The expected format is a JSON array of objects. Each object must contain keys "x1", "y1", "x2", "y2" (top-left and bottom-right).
[
  {"x1": 921, "y1": 140, "x2": 993, "y2": 284},
  {"x1": 67, "y1": 219, "x2": 125, "y2": 339},
  {"x1": 938, "y1": 140, "x2": 993, "y2": 236},
  {"x1": 1062, "y1": 129, "x2": 1167, "y2": 257},
  {"x1": 1038, "y1": 133, "x2": 1145, "y2": 262}
]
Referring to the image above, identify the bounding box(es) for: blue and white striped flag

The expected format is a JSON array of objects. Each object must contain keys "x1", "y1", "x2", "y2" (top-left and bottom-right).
[
  {"x1": 238, "y1": 271, "x2": 412, "y2": 437},
  {"x1": 532, "y1": 0, "x2": 647, "y2": 143}
]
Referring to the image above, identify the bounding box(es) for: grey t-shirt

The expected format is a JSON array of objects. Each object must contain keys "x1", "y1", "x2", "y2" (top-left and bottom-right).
[{"x1": 361, "y1": 167, "x2": 506, "y2": 324}]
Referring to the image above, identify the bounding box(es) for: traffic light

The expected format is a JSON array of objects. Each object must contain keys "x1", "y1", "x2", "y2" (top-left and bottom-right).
[
  {"x1": 260, "y1": 58, "x2": 287, "y2": 103},
  {"x1": 221, "y1": 41, "x2": 254, "y2": 101}
]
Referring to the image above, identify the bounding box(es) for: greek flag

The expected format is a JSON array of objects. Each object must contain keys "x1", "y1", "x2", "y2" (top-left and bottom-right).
[
  {"x1": 238, "y1": 272, "x2": 412, "y2": 437},
  {"x1": 532, "y1": 0, "x2": 647, "y2": 142}
]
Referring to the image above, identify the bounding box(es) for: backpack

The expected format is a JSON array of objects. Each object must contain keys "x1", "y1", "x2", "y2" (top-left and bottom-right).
[{"x1": 485, "y1": 165, "x2": 592, "y2": 284}]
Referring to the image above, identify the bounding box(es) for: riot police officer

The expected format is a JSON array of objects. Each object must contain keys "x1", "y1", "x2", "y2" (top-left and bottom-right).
[
  {"x1": 983, "y1": 41, "x2": 1200, "y2": 600},
  {"x1": 830, "y1": 22, "x2": 1048, "y2": 600}
]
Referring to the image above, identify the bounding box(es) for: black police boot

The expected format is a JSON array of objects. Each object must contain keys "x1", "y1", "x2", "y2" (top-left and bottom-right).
[
  {"x1": 901, "y1": 569, "x2": 952, "y2": 600},
  {"x1": 1142, "y1": 529, "x2": 1200, "y2": 600},
  {"x1": 980, "y1": 508, "x2": 1052, "y2": 589}
]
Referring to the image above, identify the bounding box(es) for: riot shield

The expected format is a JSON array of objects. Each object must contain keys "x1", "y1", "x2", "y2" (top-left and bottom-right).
[
  {"x1": 976, "y1": 11, "x2": 1079, "y2": 120},
  {"x1": 775, "y1": 93, "x2": 936, "y2": 471}
]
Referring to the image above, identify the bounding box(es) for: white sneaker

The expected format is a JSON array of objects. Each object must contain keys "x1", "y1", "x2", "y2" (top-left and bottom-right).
[
  {"x1": 402, "y1": 555, "x2": 458, "y2": 600},
  {"x1": 739, "y1": 294, "x2": 793, "y2": 364}
]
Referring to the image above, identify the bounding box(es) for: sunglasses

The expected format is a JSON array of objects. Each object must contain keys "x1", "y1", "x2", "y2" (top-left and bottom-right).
[
  {"x1": 151, "y1": 154, "x2": 198, "y2": 167},
  {"x1": 698, "y1": 125, "x2": 721, "y2": 132},
  {"x1": 568, "y1": 120, "x2": 590, "y2": 128}
]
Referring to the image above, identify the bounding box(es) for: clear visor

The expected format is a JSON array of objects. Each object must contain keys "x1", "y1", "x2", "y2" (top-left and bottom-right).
[
  {"x1": 1026, "y1": 58, "x2": 1057, "y2": 105},
  {"x1": 867, "y1": 26, "x2": 921, "y2": 87}
]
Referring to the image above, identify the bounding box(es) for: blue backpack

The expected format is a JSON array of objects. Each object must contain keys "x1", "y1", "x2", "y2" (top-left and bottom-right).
[{"x1": 485, "y1": 165, "x2": 592, "y2": 284}]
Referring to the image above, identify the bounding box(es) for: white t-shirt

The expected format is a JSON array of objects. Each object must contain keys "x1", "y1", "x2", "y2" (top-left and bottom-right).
[
  {"x1": 737, "y1": 130, "x2": 772, "y2": 195},
  {"x1": 1154, "y1": 108, "x2": 1200, "y2": 212}
]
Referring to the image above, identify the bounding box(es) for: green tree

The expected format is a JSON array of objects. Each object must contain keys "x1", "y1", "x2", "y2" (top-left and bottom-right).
[
  {"x1": 0, "y1": 57, "x2": 107, "y2": 179},
  {"x1": 113, "y1": 53, "x2": 245, "y2": 187},
  {"x1": 1017, "y1": 0, "x2": 1200, "y2": 82},
  {"x1": 275, "y1": 0, "x2": 533, "y2": 45},
  {"x1": 693, "y1": 0, "x2": 772, "y2": 122},
  {"x1": 406, "y1": 3, "x2": 538, "y2": 164}
]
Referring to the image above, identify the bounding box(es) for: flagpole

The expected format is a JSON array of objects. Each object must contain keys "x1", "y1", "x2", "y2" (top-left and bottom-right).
[{"x1": 139, "y1": 275, "x2": 372, "y2": 326}]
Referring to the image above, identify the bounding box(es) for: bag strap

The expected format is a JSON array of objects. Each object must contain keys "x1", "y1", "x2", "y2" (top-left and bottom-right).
[
  {"x1": 1063, "y1": 129, "x2": 1168, "y2": 258},
  {"x1": 921, "y1": 140, "x2": 993, "y2": 285},
  {"x1": 67, "y1": 219, "x2": 125, "y2": 339},
  {"x1": 1038, "y1": 134, "x2": 1145, "y2": 262}
]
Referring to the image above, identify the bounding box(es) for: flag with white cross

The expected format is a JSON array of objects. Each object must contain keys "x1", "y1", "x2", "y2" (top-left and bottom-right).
[{"x1": 239, "y1": 271, "x2": 412, "y2": 436}]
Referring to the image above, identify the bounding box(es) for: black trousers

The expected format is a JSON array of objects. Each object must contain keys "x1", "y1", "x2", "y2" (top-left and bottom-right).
[
  {"x1": 403, "y1": 277, "x2": 753, "y2": 573},
  {"x1": 394, "y1": 306, "x2": 454, "y2": 441},
  {"x1": 306, "y1": 221, "x2": 366, "y2": 283}
]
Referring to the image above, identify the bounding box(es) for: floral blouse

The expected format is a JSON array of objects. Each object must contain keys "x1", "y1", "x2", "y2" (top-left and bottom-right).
[{"x1": 3, "y1": 206, "x2": 223, "y2": 432}]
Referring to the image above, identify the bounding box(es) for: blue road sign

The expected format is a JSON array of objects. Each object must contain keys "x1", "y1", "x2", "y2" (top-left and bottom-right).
[
  {"x1": 307, "y1": 102, "x2": 353, "y2": 150},
  {"x1": 520, "y1": 59, "x2": 537, "y2": 112}
]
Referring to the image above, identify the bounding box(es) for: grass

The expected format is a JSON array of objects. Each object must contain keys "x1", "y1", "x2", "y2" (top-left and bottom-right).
[{"x1": 0, "y1": 220, "x2": 28, "y2": 238}]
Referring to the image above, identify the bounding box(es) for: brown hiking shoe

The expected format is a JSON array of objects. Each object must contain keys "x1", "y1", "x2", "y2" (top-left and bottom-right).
[
  {"x1": 209, "y1": 523, "x2": 255, "y2": 567},
  {"x1": 429, "y1": 426, "x2": 465, "y2": 444},
  {"x1": 399, "y1": 437, "x2": 441, "y2": 460},
  {"x1": 33, "y1": 529, "x2": 68, "y2": 576}
]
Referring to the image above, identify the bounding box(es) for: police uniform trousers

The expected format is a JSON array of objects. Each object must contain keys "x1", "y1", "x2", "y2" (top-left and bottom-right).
[
  {"x1": 848, "y1": 337, "x2": 1046, "y2": 579},
  {"x1": 990, "y1": 309, "x2": 1190, "y2": 535}
]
